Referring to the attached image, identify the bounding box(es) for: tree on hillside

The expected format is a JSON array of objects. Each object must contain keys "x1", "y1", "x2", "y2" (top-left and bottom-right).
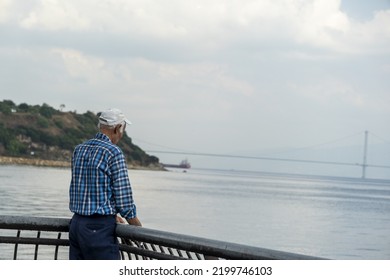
[{"x1": 0, "y1": 100, "x2": 160, "y2": 167}]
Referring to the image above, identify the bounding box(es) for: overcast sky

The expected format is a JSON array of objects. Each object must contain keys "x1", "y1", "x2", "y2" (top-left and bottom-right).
[{"x1": 1, "y1": 0, "x2": 389, "y2": 176}]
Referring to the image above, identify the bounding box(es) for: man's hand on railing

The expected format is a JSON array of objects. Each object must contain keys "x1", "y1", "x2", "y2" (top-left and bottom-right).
[
  {"x1": 116, "y1": 214, "x2": 142, "y2": 227},
  {"x1": 127, "y1": 217, "x2": 142, "y2": 227},
  {"x1": 116, "y1": 215, "x2": 126, "y2": 224}
]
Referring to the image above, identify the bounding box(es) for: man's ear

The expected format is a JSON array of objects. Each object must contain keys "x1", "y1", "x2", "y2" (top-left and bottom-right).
[
  {"x1": 115, "y1": 124, "x2": 123, "y2": 134},
  {"x1": 113, "y1": 125, "x2": 119, "y2": 134}
]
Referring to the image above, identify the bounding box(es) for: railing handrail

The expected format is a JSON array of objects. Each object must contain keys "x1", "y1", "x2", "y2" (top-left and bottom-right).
[
  {"x1": 116, "y1": 224, "x2": 321, "y2": 260},
  {"x1": 0, "y1": 215, "x2": 325, "y2": 260},
  {"x1": 0, "y1": 215, "x2": 69, "y2": 232}
]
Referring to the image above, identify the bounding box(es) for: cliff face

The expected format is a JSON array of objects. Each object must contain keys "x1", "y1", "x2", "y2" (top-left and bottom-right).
[{"x1": 0, "y1": 100, "x2": 160, "y2": 168}]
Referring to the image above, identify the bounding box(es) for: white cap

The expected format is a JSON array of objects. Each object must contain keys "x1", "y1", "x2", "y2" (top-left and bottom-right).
[{"x1": 98, "y1": 108, "x2": 131, "y2": 127}]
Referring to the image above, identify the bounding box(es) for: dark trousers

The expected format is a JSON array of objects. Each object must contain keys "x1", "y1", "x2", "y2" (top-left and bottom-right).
[{"x1": 69, "y1": 213, "x2": 120, "y2": 260}]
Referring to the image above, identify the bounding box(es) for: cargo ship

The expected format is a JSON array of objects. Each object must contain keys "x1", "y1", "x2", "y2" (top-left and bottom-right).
[{"x1": 162, "y1": 159, "x2": 191, "y2": 169}]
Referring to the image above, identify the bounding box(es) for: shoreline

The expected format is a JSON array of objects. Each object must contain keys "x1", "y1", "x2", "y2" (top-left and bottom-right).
[
  {"x1": 0, "y1": 156, "x2": 70, "y2": 168},
  {"x1": 0, "y1": 156, "x2": 165, "y2": 171}
]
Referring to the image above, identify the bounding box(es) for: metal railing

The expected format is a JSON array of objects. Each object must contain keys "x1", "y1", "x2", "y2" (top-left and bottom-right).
[{"x1": 0, "y1": 215, "x2": 323, "y2": 260}]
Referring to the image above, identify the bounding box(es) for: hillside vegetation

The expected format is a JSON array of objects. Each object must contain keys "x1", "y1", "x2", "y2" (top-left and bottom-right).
[{"x1": 0, "y1": 100, "x2": 160, "y2": 168}]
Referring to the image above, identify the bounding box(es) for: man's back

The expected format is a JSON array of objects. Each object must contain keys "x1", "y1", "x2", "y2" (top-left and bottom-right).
[
  {"x1": 69, "y1": 132, "x2": 135, "y2": 217},
  {"x1": 68, "y1": 108, "x2": 140, "y2": 260}
]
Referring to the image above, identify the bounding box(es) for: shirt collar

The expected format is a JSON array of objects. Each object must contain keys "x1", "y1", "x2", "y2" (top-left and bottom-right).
[{"x1": 95, "y1": 132, "x2": 112, "y2": 143}]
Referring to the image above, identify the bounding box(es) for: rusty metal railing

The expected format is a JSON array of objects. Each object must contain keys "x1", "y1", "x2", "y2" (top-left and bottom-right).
[{"x1": 0, "y1": 215, "x2": 323, "y2": 260}]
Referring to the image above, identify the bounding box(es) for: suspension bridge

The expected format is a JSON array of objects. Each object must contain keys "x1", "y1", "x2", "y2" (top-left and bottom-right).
[{"x1": 139, "y1": 131, "x2": 390, "y2": 179}]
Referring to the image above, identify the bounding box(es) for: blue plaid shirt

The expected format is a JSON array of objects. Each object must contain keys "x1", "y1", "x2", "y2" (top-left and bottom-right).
[{"x1": 69, "y1": 133, "x2": 137, "y2": 219}]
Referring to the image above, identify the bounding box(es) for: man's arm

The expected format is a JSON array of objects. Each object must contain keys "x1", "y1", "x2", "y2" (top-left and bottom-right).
[
  {"x1": 116, "y1": 215, "x2": 142, "y2": 227},
  {"x1": 127, "y1": 216, "x2": 142, "y2": 226},
  {"x1": 111, "y1": 152, "x2": 141, "y2": 225}
]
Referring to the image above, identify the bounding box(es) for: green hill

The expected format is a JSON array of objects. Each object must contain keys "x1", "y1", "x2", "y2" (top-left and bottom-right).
[{"x1": 0, "y1": 100, "x2": 160, "y2": 168}]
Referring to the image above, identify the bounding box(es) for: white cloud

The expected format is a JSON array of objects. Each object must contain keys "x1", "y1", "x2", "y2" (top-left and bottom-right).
[
  {"x1": 1, "y1": 0, "x2": 385, "y2": 55},
  {"x1": 20, "y1": 0, "x2": 90, "y2": 31},
  {"x1": 0, "y1": 0, "x2": 12, "y2": 23},
  {"x1": 51, "y1": 48, "x2": 107, "y2": 83},
  {"x1": 345, "y1": 10, "x2": 390, "y2": 54},
  {"x1": 289, "y1": 0, "x2": 350, "y2": 48},
  {"x1": 48, "y1": 48, "x2": 254, "y2": 122}
]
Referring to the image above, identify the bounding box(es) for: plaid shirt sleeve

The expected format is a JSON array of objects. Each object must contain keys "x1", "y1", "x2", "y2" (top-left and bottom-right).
[{"x1": 110, "y1": 151, "x2": 137, "y2": 219}]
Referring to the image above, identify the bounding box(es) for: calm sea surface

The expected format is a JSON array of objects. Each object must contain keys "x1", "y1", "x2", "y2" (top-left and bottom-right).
[{"x1": 0, "y1": 165, "x2": 389, "y2": 259}]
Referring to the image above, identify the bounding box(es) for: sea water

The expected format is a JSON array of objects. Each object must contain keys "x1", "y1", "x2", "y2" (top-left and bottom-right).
[{"x1": 0, "y1": 165, "x2": 389, "y2": 259}]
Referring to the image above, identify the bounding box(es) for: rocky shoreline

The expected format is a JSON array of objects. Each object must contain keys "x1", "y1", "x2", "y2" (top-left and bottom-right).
[
  {"x1": 0, "y1": 156, "x2": 164, "y2": 171},
  {"x1": 0, "y1": 156, "x2": 70, "y2": 168}
]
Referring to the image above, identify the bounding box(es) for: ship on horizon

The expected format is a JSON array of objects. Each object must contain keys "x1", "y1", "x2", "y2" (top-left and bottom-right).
[{"x1": 162, "y1": 159, "x2": 191, "y2": 169}]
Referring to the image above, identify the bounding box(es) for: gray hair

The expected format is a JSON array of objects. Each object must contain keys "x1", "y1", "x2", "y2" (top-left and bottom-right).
[
  {"x1": 97, "y1": 123, "x2": 115, "y2": 130},
  {"x1": 98, "y1": 122, "x2": 125, "y2": 133}
]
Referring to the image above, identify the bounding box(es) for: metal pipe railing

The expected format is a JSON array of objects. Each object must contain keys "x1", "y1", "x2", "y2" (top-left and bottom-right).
[{"x1": 0, "y1": 215, "x2": 324, "y2": 260}]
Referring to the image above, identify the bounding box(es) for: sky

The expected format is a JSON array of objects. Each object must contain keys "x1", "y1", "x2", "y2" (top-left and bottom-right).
[{"x1": 1, "y1": 0, "x2": 389, "y2": 178}]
